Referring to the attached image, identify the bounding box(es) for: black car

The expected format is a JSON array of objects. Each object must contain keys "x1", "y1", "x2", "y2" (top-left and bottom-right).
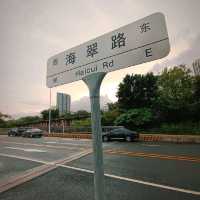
[
  {"x1": 102, "y1": 127, "x2": 139, "y2": 142},
  {"x1": 8, "y1": 127, "x2": 30, "y2": 136},
  {"x1": 22, "y1": 128, "x2": 43, "y2": 138}
]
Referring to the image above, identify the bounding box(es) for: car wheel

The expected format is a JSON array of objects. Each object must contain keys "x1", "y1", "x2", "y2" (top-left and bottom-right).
[
  {"x1": 126, "y1": 136, "x2": 132, "y2": 142},
  {"x1": 103, "y1": 136, "x2": 109, "y2": 142}
]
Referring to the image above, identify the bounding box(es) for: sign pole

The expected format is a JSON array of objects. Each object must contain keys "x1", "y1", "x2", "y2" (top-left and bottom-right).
[
  {"x1": 62, "y1": 119, "x2": 65, "y2": 134},
  {"x1": 48, "y1": 88, "x2": 51, "y2": 134},
  {"x1": 83, "y1": 72, "x2": 106, "y2": 200}
]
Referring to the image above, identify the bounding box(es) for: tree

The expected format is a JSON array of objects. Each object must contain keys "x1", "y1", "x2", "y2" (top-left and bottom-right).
[
  {"x1": 101, "y1": 102, "x2": 121, "y2": 125},
  {"x1": 157, "y1": 65, "x2": 193, "y2": 122},
  {"x1": 117, "y1": 73, "x2": 158, "y2": 110},
  {"x1": 1, "y1": 114, "x2": 40, "y2": 127},
  {"x1": 114, "y1": 108, "x2": 154, "y2": 130},
  {"x1": 0, "y1": 112, "x2": 11, "y2": 127},
  {"x1": 189, "y1": 75, "x2": 200, "y2": 120},
  {"x1": 15, "y1": 116, "x2": 41, "y2": 126},
  {"x1": 0, "y1": 112, "x2": 11, "y2": 120},
  {"x1": 193, "y1": 75, "x2": 200, "y2": 101},
  {"x1": 74, "y1": 110, "x2": 90, "y2": 117},
  {"x1": 40, "y1": 109, "x2": 59, "y2": 120},
  {"x1": 101, "y1": 109, "x2": 120, "y2": 126},
  {"x1": 107, "y1": 102, "x2": 119, "y2": 111}
]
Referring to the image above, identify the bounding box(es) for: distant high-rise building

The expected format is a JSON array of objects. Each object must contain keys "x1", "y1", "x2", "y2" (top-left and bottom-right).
[
  {"x1": 57, "y1": 93, "x2": 71, "y2": 116},
  {"x1": 192, "y1": 59, "x2": 200, "y2": 76}
]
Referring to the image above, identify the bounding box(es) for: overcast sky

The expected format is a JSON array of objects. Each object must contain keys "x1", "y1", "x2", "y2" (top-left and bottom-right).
[{"x1": 0, "y1": 0, "x2": 200, "y2": 118}]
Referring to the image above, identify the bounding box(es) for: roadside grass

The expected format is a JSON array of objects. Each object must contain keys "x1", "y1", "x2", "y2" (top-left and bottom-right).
[{"x1": 140, "y1": 122, "x2": 200, "y2": 135}]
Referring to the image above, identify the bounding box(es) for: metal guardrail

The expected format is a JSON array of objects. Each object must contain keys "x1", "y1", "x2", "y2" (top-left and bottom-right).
[
  {"x1": 44, "y1": 126, "x2": 124, "y2": 134},
  {"x1": 0, "y1": 126, "x2": 124, "y2": 135},
  {"x1": 0, "y1": 128, "x2": 9, "y2": 135}
]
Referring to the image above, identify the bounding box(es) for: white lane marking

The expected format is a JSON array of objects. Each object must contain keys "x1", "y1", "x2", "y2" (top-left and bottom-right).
[
  {"x1": 0, "y1": 149, "x2": 92, "y2": 166},
  {"x1": 1, "y1": 141, "x2": 83, "y2": 150},
  {"x1": 142, "y1": 144, "x2": 161, "y2": 147},
  {"x1": 0, "y1": 153, "x2": 49, "y2": 164},
  {"x1": 0, "y1": 150, "x2": 92, "y2": 193},
  {"x1": 44, "y1": 141, "x2": 57, "y2": 144},
  {"x1": 59, "y1": 164, "x2": 93, "y2": 173},
  {"x1": 44, "y1": 141, "x2": 91, "y2": 147},
  {"x1": 55, "y1": 149, "x2": 92, "y2": 165},
  {"x1": 1, "y1": 151, "x2": 199, "y2": 196},
  {"x1": 5, "y1": 147, "x2": 47, "y2": 153},
  {"x1": 60, "y1": 165, "x2": 200, "y2": 196}
]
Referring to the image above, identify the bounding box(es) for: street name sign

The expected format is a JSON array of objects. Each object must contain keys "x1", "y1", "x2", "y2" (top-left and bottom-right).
[
  {"x1": 46, "y1": 12, "x2": 170, "y2": 88},
  {"x1": 46, "y1": 12, "x2": 170, "y2": 200}
]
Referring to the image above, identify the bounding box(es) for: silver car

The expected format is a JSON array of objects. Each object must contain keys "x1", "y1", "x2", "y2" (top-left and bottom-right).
[{"x1": 22, "y1": 128, "x2": 43, "y2": 138}]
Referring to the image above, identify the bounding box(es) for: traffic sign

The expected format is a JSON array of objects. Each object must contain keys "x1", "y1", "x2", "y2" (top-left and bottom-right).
[{"x1": 46, "y1": 12, "x2": 170, "y2": 88}]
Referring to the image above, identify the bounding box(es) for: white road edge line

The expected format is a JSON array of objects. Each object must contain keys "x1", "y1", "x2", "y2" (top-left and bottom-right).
[{"x1": 59, "y1": 165, "x2": 200, "y2": 196}]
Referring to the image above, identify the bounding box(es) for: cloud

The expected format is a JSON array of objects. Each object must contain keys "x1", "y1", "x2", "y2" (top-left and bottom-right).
[
  {"x1": 1, "y1": 0, "x2": 200, "y2": 117},
  {"x1": 71, "y1": 95, "x2": 112, "y2": 112},
  {"x1": 151, "y1": 33, "x2": 200, "y2": 74},
  {"x1": 11, "y1": 112, "x2": 41, "y2": 119},
  {"x1": 10, "y1": 95, "x2": 112, "y2": 119}
]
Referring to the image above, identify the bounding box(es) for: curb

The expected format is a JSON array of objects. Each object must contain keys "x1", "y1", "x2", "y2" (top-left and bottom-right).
[
  {"x1": 44, "y1": 133, "x2": 200, "y2": 144},
  {"x1": 140, "y1": 134, "x2": 200, "y2": 143}
]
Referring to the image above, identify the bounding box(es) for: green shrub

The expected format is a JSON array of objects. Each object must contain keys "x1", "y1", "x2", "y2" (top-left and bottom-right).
[
  {"x1": 114, "y1": 108, "x2": 154, "y2": 130},
  {"x1": 143, "y1": 121, "x2": 200, "y2": 135},
  {"x1": 71, "y1": 118, "x2": 91, "y2": 127}
]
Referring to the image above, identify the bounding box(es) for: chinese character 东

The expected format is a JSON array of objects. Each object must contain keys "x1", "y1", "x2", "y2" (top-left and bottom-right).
[
  {"x1": 65, "y1": 52, "x2": 76, "y2": 65},
  {"x1": 140, "y1": 22, "x2": 151, "y2": 33},
  {"x1": 87, "y1": 42, "x2": 98, "y2": 58},
  {"x1": 111, "y1": 32, "x2": 126, "y2": 49}
]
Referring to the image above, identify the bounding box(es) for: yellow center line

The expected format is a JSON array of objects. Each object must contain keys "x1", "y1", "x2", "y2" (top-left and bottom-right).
[{"x1": 105, "y1": 150, "x2": 200, "y2": 163}]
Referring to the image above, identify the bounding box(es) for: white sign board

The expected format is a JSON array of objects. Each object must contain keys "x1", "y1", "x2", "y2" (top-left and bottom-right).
[{"x1": 47, "y1": 12, "x2": 170, "y2": 88}]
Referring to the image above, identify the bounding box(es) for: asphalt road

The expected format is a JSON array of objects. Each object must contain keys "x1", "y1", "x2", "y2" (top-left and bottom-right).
[{"x1": 0, "y1": 135, "x2": 199, "y2": 200}]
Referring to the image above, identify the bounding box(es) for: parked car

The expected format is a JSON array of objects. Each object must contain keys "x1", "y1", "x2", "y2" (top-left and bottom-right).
[
  {"x1": 22, "y1": 128, "x2": 43, "y2": 138},
  {"x1": 8, "y1": 127, "x2": 31, "y2": 136},
  {"x1": 102, "y1": 127, "x2": 139, "y2": 142}
]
